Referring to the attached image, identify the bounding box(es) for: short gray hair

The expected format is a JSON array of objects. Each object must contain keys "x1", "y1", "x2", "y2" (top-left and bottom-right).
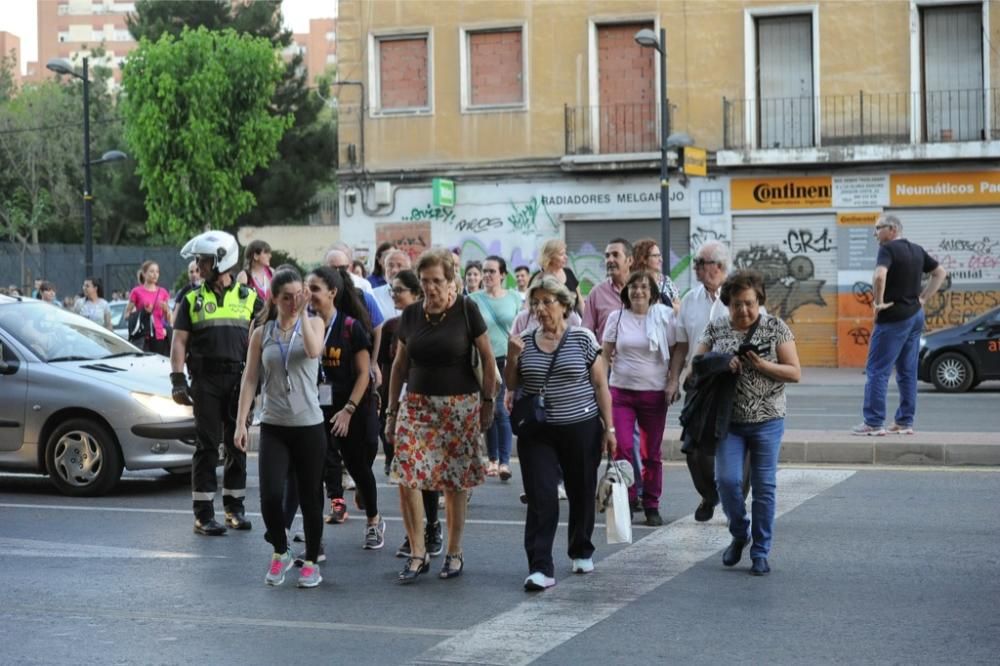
[
  {"x1": 527, "y1": 274, "x2": 574, "y2": 319},
  {"x1": 698, "y1": 241, "x2": 731, "y2": 273},
  {"x1": 877, "y1": 214, "x2": 903, "y2": 232}
]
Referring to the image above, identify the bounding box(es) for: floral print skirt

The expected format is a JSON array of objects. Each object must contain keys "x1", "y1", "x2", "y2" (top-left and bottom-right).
[{"x1": 390, "y1": 392, "x2": 486, "y2": 491}]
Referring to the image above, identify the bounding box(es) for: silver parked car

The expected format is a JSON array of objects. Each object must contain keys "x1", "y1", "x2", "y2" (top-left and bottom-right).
[{"x1": 0, "y1": 295, "x2": 195, "y2": 496}]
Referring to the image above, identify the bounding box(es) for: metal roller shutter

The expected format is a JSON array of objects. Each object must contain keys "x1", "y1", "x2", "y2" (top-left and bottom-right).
[
  {"x1": 732, "y1": 214, "x2": 838, "y2": 366},
  {"x1": 564, "y1": 217, "x2": 691, "y2": 294}
]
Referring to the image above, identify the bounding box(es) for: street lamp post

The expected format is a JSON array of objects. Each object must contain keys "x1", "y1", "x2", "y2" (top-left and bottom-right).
[
  {"x1": 46, "y1": 57, "x2": 126, "y2": 279},
  {"x1": 635, "y1": 28, "x2": 670, "y2": 271}
]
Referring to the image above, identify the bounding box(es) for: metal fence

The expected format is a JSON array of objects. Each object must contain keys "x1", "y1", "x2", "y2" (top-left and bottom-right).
[
  {"x1": 565, "y1": 102, "x2": 665, "y2": 155},
  {"x1": 0, "y1": 243, "x2": 189, "y2": 303},
  {"x1": 723, "y1": 89, "x2": 999, "y2": 150}
]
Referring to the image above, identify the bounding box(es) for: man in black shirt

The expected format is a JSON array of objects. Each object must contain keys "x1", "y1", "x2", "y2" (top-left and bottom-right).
[{"x1": 853, "y1": 215, "x2": 947, "y2": 436}]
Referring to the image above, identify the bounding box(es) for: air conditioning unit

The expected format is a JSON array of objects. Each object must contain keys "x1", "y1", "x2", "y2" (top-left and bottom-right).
[{"x1": 373, "y1": 181, "x2": 392, "y2": 206}]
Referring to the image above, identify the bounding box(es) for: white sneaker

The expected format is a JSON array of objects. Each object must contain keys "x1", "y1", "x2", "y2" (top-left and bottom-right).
[
  {"x1": 343, "y1": 473, "x2": 356, "y2": 491},
  {"x1": 850, "y1": 422, "x2": 886, "y2": 436},
  {"x1": 557, "y1": 483, "x2": 567, "y2": 500},
  {"x1": 524, "y1": 572, "x2": 556, "y2": 591},
  {"x1": 571, "y1": 558, "x2": 594, "y2": 574}
]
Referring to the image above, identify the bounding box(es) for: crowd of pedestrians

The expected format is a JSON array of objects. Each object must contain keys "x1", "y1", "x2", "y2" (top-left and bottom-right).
[{"x1": 68, "y1": 221, "x2": 862, "y2": 591}]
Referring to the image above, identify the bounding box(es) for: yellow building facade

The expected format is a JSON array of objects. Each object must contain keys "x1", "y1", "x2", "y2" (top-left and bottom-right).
[{"x1": 336, "y1": 0, "x2": 1000, "y2": 366}]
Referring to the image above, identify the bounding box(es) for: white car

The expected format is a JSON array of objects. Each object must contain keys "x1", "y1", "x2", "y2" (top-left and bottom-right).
[{"x1": 0, "y1": 295, "x2": 196, "y2": 496}]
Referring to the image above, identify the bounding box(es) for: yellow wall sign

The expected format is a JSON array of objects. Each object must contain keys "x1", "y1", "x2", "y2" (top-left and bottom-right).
[
  {"x1": 682, "y1": 147, "x2": 707, "y2": 177},
  {"x1": 837, "y1": 212, "x2": 880, "y2": 226},
  {"x1": 732, "y1": 176, "x2": 832, "y2": 209},
  {"x1": 890, "y1": 171, "x2": 1000, "y2": 206}
]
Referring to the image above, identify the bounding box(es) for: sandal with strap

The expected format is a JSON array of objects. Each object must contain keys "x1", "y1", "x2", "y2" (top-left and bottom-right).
[
  {"x1": 398, "y1": 553, "x2": 430, "y2": 584},
  {"x1": 439, "y1": 552, "x2": 464, "y2": 579}
]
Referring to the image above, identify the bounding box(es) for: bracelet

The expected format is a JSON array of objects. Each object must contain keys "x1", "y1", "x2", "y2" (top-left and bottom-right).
[
  {"x1": 344, "y1": 404, "x2": 356, "y2": 414},
  {"x1": 347, "y1": 398, "x2": 358, "y2": 409},
  {"x1": 482, "y1": 397, "x2": 494, "y2": 403},
  {"x1": 386, "y1": 407, "x2": 398, "y2": 417},
  {"x1": 606, "y1": 427, "x2": 615, "y2": 433}
]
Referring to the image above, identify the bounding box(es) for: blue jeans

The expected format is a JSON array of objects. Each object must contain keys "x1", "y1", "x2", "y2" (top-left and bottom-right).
[
  {"x1": 715, "y1": 418, "x2": 784, "y2": 560},
  {"x1": 487, "y1": 357, "x2": 512, "y2": 465},
  {"x1": 863, "y1": 309, "x2": 924, "y2": 428}
]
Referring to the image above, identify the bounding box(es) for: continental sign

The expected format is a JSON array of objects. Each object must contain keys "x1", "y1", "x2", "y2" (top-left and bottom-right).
[
  {"x1": 732, "y1": 176, "x2": 833, "y2": 209},
  {"x1": 890, "y1": 171, "x2": 1000, "y2": 206},
  {"x1": 837, "y1": 212, "x2": 880, "y2": 226}
]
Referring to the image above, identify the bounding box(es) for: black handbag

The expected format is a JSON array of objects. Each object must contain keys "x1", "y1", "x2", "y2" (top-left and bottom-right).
[{"x1": 510, "y1": 330, "x2": 568, "y2": 437}]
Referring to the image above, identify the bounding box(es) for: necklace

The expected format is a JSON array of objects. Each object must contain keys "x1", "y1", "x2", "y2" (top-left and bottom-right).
[{"x1": 424, "y1": 308, "x2": 447, "y2": 326}]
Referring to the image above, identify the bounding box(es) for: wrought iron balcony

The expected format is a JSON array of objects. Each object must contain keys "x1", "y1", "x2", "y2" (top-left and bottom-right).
[
  {"x1": 723, "y1": 89, "x2": 1000, "y2": 150},
  {"x1": 564, "y1": 102, "x2": 666, "y2": 155}
]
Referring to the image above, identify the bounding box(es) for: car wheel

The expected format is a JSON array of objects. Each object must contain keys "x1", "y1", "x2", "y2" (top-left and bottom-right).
[
  {"x1": 930, "y1": 352, "x2": 974, "y2": 393},
  {"x1": 45, "y1": 418, "x2": 123, "y2": 497}
]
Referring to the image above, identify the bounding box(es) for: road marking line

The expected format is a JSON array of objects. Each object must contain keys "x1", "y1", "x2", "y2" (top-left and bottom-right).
[
  {"x1": 410, "y1": 468, "x2": 855, "y2": 666},
  {"x1": 0, "y1": 605, "x2": 457, "y2": 638},
  {"x1": 0, "y1": 537, "x2": 223, "y2": 559},
  {"x1": 0, "y1": 502, "x2": 658, "y2": 531}
]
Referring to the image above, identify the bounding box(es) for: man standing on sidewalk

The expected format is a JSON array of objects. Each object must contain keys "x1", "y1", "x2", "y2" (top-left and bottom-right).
[{"x1": 853, "y1": 215, "x2": 947, "y2": 436}]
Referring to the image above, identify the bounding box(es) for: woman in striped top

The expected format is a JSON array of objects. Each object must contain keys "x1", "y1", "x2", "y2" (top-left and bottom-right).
[{"x1": 504, "y1": 275, "x2": 616, "y2": 591}]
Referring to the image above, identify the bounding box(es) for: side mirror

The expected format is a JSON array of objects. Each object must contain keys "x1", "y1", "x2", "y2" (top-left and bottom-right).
[{"x1": 0, "y1": 344, "x2": 18, "y2": 374}]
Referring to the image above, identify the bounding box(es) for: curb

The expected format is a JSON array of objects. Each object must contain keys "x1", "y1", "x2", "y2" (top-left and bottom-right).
[
  {"x1": 248, "y1": 425, "x2": 999, "y2": 466},
  {"x1": 659, "y1": 429, "x2": 1000, "y2": 467}
]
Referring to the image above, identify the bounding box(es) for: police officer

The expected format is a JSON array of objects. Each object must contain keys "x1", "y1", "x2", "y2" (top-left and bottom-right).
[{"x1": 171, "y1": 231, "x2": 261, "y2": 536}]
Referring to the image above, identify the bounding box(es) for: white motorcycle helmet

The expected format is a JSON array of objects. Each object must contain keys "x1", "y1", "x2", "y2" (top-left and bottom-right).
[{"x1": 180, "y1": 230, "x2": 240, "y2": 273}]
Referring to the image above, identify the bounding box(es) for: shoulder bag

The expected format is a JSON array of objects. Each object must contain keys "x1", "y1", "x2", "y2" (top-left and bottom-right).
[
  {"x1": 463, "y1": 296, "x2": 501, "y2": 398},
  {"x1": 510, "y1": 329, "x2": 568, "y2": 438}
]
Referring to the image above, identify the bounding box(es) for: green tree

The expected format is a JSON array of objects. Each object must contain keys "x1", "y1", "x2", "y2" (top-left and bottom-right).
[
  {"x1": 121, "y1": 27, "x2": 293, "y2": 240},
  {"x1": 127, "y1": 0, "x2": 338, "y2": 227}
]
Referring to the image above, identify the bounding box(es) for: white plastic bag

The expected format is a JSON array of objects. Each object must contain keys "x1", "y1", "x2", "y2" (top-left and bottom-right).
[
  {"x1": 597, "y1": 456, "x2": 633, "y2": 545},
  {"x1": 605, "y1": 479, "x2": 632, "y2": 544}
]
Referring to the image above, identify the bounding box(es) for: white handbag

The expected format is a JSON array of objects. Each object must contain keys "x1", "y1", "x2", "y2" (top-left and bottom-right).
[{"x1": 596, "y1": 454, "x2": 634, "y2": 545}]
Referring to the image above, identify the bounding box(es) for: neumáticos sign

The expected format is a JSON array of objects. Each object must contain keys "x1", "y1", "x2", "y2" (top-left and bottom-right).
[{"x1": 890, "y1": 171, "x2": 1000, "y2": 206}]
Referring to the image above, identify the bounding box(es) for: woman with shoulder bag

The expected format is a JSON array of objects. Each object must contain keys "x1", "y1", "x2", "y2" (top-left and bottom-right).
[
  {"x1": 385, "y1": 248, "x2": 497, "y2": 583},
  {"x1": 694, "y1": 270, "x2": 800, "y2": 576},
  {"x1": 308, "y1": 266, "x2": 386, "y2": 551},
  {"x1": 505, "y1": 275, "x2": 616, "y2": 591}
]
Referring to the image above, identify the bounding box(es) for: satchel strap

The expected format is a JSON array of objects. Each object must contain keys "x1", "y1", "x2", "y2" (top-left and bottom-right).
[{"x1": 536, "y1": 327, "x2": 569, "y2": 396}]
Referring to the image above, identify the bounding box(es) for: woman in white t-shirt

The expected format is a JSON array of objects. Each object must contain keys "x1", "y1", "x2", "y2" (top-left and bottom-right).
[{"x1": 601, "y1": 270, "x2": 677, "y2": 526}]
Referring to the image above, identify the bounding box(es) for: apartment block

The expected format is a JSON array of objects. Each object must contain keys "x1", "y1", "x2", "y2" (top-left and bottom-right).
[
  {"x1": 26, "y1": 0, "x2": 137, "y2": 85},
  {"x1": 289, "y1": 18, "x2": 337, "y2": 87},
  {"x1": 0, "y1": 31, "x2": 22, "y2": 86},
  {"x1": 335, "y1": 0, "x2": 1000, "y2": 367}
]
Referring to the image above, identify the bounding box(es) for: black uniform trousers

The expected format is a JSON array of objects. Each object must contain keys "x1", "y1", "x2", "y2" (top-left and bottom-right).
[
  {"x1": 518, "y1": 415, "x2": 603, "y2": 578},
  {"x1": 190, "y1": 371, "x2": 246, "y2": 521}
]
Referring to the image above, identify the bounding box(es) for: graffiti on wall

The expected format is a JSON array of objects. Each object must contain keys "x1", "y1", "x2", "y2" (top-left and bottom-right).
[
  {"x1": 934, "y1": 236, "x2": 1000, "y2": 281},
  {"x1": 732, "y1": 245, "x2": 827, "y2": 320}
]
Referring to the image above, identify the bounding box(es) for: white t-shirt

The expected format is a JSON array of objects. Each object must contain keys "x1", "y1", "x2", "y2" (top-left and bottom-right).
[
  {"x1": 372, "y1": 284, "x2": 397, "y2": 320},
  {"x1": 350, "y1": 273, "x2": 373, "y2": 294},
  {"x1": 603, "y1": 309, "x2": 673, "y2": 391}
]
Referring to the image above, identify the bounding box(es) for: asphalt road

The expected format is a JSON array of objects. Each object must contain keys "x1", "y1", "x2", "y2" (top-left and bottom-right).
[{"x1": 2, "y1": 457, "x2": 998, "y2": 665}]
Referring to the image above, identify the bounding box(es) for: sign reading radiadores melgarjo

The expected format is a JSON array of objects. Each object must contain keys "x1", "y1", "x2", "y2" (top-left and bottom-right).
[
  {"x1": 731, "y1": 176, "x2": 833, "y2": 209},
  {"x1": 890, "y1": 171, "x2": 1000, "y2": 206}
]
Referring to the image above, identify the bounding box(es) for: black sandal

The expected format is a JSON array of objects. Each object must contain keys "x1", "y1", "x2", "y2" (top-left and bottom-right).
[
  {"x1": 439, "y1": 552, "x2": 464, "y2": 579},
  {"x1": 398, "y1": 553, "x2": 430, "y2": 584}
]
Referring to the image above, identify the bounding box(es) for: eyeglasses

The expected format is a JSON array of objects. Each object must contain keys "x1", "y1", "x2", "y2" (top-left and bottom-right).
[
  {"x1": 874, "y1": 224, "x2": 890, "y2": 231},
  {"x1": 529, "y1": 297, "x2": 559, "y2": 309},
  {"x1": 647, "y1": 252, "x2": 662, "y2": 258},
  {"x1": 331, "y1": 264, "x2": 349, "y2": 270},
  {"x1": 693, "y1": 258, "x2": 717, "y2": 267},
  {"x1": 390, "y1": 286, "x2": 410, "y2": 294}
]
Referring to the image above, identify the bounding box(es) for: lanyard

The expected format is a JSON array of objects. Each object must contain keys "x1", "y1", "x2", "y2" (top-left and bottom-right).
[{"x1": 273, "y1": 319, "x2": 301, "y2": 392}]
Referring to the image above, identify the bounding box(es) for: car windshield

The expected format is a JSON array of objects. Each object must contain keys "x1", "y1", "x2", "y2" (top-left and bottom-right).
[{"x1": 0, "y1": 302, "x2": 140, "y2": 361}]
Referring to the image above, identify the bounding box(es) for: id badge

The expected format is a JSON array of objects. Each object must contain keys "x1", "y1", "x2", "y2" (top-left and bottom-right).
[{"x1": 318, "y1": 383, "x2": 332, "y2": 406}]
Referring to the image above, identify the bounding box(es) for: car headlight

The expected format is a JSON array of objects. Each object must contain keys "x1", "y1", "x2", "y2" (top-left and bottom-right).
[
  {"x1": 919, "y1": 337, "x2": 926, "y2": 349},
  {"x1": 131, "y1": 392, "x2": 194, "y2": 419}
]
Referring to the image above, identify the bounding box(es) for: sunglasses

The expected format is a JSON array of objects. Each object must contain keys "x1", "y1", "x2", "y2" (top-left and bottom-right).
[{"x1": 693, "y1": 258, "x2": 717, "y2": 267}]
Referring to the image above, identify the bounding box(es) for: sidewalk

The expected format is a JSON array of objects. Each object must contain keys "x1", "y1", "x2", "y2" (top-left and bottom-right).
[{"x1": 662, "y1": 367, "x2": 1000, "y2": 467}]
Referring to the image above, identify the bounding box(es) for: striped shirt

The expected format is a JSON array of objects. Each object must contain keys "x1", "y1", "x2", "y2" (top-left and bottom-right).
[{"x1": 516, "y1": 327, "x2": 601, "y2": 425}]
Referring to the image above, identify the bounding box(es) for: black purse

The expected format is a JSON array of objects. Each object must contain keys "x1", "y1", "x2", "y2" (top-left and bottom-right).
[{"x1": 510, "y1": 330, "x2": 568, "y2": 437}]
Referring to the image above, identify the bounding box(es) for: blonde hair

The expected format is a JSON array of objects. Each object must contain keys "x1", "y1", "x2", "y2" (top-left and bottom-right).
[{"x1": 539, "y1": 239, "x2": 567, "y2": 272}]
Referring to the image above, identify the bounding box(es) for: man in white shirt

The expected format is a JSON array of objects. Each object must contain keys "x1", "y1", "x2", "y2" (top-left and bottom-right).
[
  {"x1": 326, "y1": 243, "x2": 373, "y2": 293},
  {"x1": 371, "y1": 249, "x2": 412, "y2": 319},
  {"x1": 671, "y1": 241, "x2": 749, "y2": 522}
]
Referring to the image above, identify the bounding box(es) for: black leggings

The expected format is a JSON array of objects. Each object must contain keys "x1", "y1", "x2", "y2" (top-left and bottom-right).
[
  {"x1": 323, "y1": 397, "x2": 379, "y2": 519},
  {"x1": 259, "y1": 422, "x2": 326, "y2": 562}
]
